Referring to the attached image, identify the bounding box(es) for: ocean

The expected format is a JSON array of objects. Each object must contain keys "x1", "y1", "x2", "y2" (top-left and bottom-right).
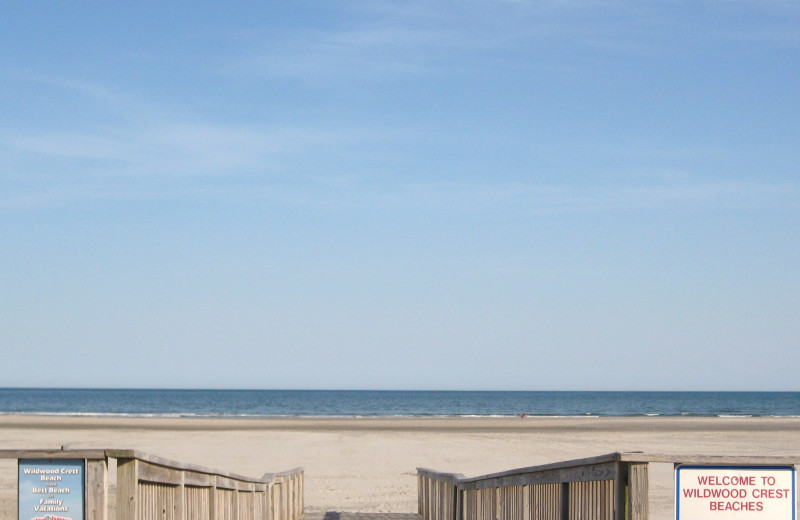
[{"x1": 0, "y1": 389, "x2": 798, "y2": 418}]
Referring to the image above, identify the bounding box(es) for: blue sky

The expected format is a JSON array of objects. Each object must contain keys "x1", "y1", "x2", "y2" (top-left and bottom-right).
[{"x1": 2, "y1": 1, "x2": 798, "y2": 390}]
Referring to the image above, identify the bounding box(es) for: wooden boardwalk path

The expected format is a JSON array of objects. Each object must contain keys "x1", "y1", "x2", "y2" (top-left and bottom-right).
[{"x1": 302, "y1": 513, "x2": 422, "y2": 520}]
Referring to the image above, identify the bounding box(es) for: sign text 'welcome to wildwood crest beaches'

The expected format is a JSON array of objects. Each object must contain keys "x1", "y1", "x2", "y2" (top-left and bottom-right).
[{"x1": 676, "y1": 465, "x2": 796, "y2": 520}]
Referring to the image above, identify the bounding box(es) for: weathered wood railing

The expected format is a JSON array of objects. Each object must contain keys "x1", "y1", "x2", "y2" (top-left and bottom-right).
[
  {"x1": 418, "y1": 452, "x2": 799, "y2": 520},
  {"x1": 2, "y1": 449, "x2": 303, "y2": 520}
]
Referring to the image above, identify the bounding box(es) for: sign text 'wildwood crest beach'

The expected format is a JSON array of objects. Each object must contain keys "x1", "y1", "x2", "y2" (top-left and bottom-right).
[{"x1": 18, "y1": 460, "x2": 85, "y2": 520}]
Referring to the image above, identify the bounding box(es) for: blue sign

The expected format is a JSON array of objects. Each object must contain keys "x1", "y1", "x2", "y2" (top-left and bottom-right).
[{"x1": 18, "y1": 459, "x2": 85, "y2": 520}]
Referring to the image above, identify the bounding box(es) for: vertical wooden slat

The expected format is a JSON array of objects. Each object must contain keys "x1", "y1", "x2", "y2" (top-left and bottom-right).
[
  {"x1": 419, "y1": 476, "x2": 424, "y2": 516},
  {"x1": 264, "y1": 483, "x2": 271, "y2": 520},
  {"x1": 289, "y1": 476, "x2": 294, "y2": 520},
  {"x1": 209, "y1": 482, "x2": 218, "y2": 520},
  {"x1": 423, "y1": 477, "x2": 428, "y2": 519},
  {"x1": 497, "y1": 486, "x2": 522, "y2": 520},
  {"x1": 584, "y1": 481, "x2": 590, "y2": 520},
  {"x1": 297, "y1": 472, "x2": 303, "y2": 520},
  {"x1": 185, "y1": 486, "x2": 210, "y2": 520},
  {"x1": 137, "y1": 481, "x2": 175, "y2": 520},
  {"x1": 238, "y1": 489, "x2": 253, "y2": 520},
  {"x1": 298, "y1": 472, "x2": 303, "y2": 520},
  {"x1": 432, "y1": 480, "x2": 438, "y2": 520},
  {"x1": 448, "y1": 482, "x2": 454, "y2": 520},
  {"x1": 86, "y1": 459, "x2": 108, "y2": 520},
  {"x1": 523, "y1": 486, "x2": 530, "y2": 520},
  {"x1": 287, "y1": 478, "x2": 293, "y2": 520},
  {"x1": 229, "y1": 487, "x2": 237, "y2": 520},
  {"x1": 283, "y1": 477, "x2": 289, "y2": 520},
  {"x1": 234, "y1": 483, "x2": 241, "y2": 520},
  {"x1": 216, "y1": 483, "x2": 223, "y2": 520},
  {"x1": 435, "y1": 479, "x2": 439, "y2": 520},
  {"x1": 272, "y1": 482, "x2": 279, "y2": 520},
  {"x1": 530, "y1": 483, "x2": 558, "y2": 520},
  {"x1": 274, "y1": 479, "x2": 281, "y2": 520},
  {"x1": 174, "y1": 470, "x2": 185, "y2": 520},
  {"x1": 254, "y1": 488, "x2": 263, "y2": 520},
  {"x1": 280, "y1": 478, "x2": 286, "y2": 520},
  {"x1": 469, "y1": 489, "x2": 478, "y2": 520},
  {"x1": 419, "y1": 476, "x2": 425, "y2": 518},
  {"x1": 117, "y1": 458, "x2": 139, "y2": 520},
  {"x1": 426, "y1": 478, "x2": 431, "y2": 520},
  {"x1": 216, "y1": 486, "x2": 230, "y2": 520},
  {"x1": 262, "y1": 485, "x2": 270, "y2": 520},
  {"x1": 269, "y1": 484, "x2": 275, "y2": 520},
  {"x1": 424, "y1": 475, "x2": 428, "y2": 518},
  {"x1": 627, "y1": 463, "x2": 648, "y2": 520},
  {"x1": 273, "y1": 481, "x2": 279, "y2": 520}
]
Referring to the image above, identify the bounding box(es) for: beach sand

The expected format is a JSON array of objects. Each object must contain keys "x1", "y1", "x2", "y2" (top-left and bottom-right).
[{"x1": 2, "y1": 415, "x2": 799, "y2": 519}]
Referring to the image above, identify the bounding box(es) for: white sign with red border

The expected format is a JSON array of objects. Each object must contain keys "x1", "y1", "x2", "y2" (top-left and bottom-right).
[{"x1": 676, "y1": 465, "x2": 796, "y2": 520}]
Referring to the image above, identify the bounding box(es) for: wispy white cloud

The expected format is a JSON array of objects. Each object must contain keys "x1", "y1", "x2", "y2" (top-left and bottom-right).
[
  {"x1": 3, "y1": 1, "x2": 798, "y2": 216},
  {"x1": 345, "y1": 178, "x2": 800, "y2": 216},
  {"x1": 226, "y1": 25, "x2": 469, "y2": 84},
  {"x1": 221, "y1": 0, "x2": 798, "y2": 89},
  {"x1": 1, "y1": 121, "x2": 376, "y2": 181},
  {"x1": 7, "y1": 133, "x2": 132, "y2": 160},
  {"x1": 0, "y1": 71, "x2": 387, "y2": 184},
  {"x1": 3, "y1": 90, "x2": 798, "y2": 215},
  {"x1": 6, "y1": 119, "x2": 796, "y2": 217},
  {"x1": 113, "y1": 173, "x2": 796, "y2": 219}
]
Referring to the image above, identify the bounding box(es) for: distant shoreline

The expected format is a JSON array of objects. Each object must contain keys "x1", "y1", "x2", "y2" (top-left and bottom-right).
[{"x1": 3, "y1": 414, "x2": 800, "y2": 432}]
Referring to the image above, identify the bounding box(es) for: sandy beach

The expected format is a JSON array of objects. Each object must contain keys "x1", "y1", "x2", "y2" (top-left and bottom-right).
[{"x1": 2, "y1": 415, "x2": 799, "y2": 519}]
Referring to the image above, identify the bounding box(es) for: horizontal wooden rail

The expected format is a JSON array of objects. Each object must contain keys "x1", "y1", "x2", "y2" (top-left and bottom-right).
[{"x1": 418, "y1": 452, "x2": 800, "y2": 520}]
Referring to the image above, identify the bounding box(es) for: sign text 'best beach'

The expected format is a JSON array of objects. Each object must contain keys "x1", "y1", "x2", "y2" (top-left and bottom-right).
[{"x1": 18, "y1": 459, "x2": 85, "y2": 520}]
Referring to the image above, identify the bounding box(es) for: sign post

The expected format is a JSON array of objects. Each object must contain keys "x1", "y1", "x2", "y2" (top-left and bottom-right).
[
  {"x1": 676, "y1": 465, "x2": 796, "y2": 520},
  {"x1": 18, "y1": 459, "x2": 85, "y2": 520}
]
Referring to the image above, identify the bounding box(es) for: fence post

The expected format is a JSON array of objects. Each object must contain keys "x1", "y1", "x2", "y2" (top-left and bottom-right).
[
  {"x1": 299, "y1": 471, "x2": 305, "y2": 519},
  {"x1": 117, "y1": 458, "x2": 139, "y2": 520},
  {"x1": 86, "y1": 458, "x2": 108, "y2": 520},
  {"x1": 424, "y1": 475, "x2": 428, "y2": 518},
  {"x1": 628, "y1": 463, "x2": 649, "y2": 520},
  {"x1": 210, "y1": 478, "x2": 218, "y2": 520},
  {"x1": 234, "y1": 481, "x2": 241, "y2": 520},
  {"x1": 297, "y1": 472, "x2": 304, "y2": 520},
  {"x1": 522, "y1": 485, "x2": 530, "y2": 520},
  {"x1": 262, "y1": 483, "x2": 270, "y2": 520},
  {"x1": 614, "y1": 462, "x2": 626, "y2": 520},
  {"x1": 174, "y1": 469, "x2": 185, "y2": 520},
  {"x1": 559, "y1": 482, "x2": 569, "y2": 520}
]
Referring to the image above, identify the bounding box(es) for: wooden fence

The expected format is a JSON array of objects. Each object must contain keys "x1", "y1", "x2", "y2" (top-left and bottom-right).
[
  {"x1": 418, "y1": 452, "x2": 799, "y2": 520},
  {"x1": 2, "y1": 449, "x2": 303, "y2": 520}
]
